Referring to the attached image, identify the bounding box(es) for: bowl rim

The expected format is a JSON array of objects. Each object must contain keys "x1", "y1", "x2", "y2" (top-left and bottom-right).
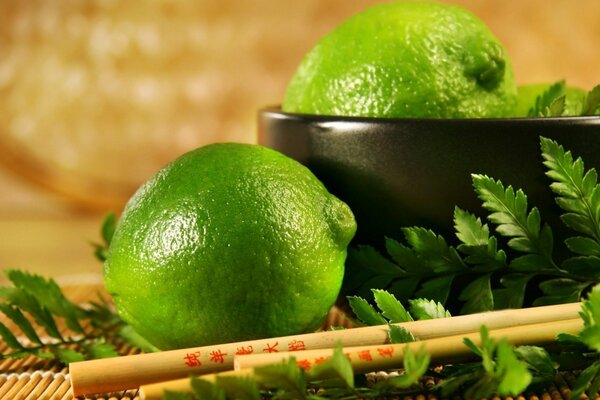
[{"x1": 259, "y1": 105, "x2": 600, "y2": 125}]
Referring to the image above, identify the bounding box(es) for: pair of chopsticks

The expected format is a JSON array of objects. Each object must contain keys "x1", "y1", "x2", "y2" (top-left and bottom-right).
[{"x1": 68, "y1": 302, "x2": 583, "y2": 398}]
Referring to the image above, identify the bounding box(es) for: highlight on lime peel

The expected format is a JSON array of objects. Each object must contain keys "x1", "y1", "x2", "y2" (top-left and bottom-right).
[
  {"x1": 283, "y1": 1, "x2": 517, "y2": 119},
  {"x1": 104, "y1": 143, "x2": 356, "y2": 350}
]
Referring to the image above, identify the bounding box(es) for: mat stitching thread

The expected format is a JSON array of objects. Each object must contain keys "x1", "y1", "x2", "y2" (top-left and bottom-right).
[{"x1": 0, "y1": 370, "x2": 70, "y2": 380}]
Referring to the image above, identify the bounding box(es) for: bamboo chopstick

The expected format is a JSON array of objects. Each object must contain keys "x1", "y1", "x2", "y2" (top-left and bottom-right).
[
  {"x1": 141, "y1": 369, "x2": 254, "y2": 399},
  {"x1": 140, "y1": 318, "x2": 583, "y2": 400},
  {"x1": 69, "y1": 302, "x2": 581, "y2": 396},
  {"x1": 234, "y1": 318, "x2": 583, "y2": 371}
]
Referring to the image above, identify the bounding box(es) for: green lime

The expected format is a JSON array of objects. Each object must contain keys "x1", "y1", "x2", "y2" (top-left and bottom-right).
[
  {"x1": 104, "y1": 143, "x2": 356, "y2": 350},
  {"x1": 516, "y1": 83, "x2": 586, "y2": 117},
  {"x1": 283, "y1": 1, "x2": 517, "y2": 118}
]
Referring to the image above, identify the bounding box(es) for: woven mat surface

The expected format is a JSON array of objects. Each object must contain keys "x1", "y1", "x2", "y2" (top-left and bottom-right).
[
  {"x1": 0, "y1": 280, "x2": 142, "y2": 400},
  {"x1": 0, "y1": 280, "x2": 590, "y2": 400}
]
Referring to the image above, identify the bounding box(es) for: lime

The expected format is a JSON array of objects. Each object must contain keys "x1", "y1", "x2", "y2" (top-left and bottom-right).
[
  {"x1": 516, "y1": 83, "x2": 586, "y2": 117},
  {"x1": 282, "y1": 1, "x2": 517, "y2": 118},
  {"x1": 104, "y1": 143, "x2": 356, "y2": 350}
]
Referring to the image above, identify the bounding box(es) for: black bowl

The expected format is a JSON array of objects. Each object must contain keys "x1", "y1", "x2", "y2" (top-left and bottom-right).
[{"x1": 258, "y1": 106, "x2": 600, "y2": 249}]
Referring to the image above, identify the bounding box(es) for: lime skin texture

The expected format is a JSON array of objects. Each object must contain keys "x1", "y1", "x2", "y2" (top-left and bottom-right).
[
  {"x1": 104, "y1": 143, "x2": 357, "y2": 350},
  {"x1": 283, "y1": 1, "x2": 517, "y2": 119}
]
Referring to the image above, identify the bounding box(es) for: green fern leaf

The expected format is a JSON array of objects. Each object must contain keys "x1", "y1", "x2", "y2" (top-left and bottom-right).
[
  {"x1": 0, "y1": 303, "x2": 42, "y2": 345},
  {"x1": 541, "y1": 137, "x2": 600, "y2": 244},
  {"x1": 372, "y1": 289, "x2": 413, "y2": 323},
  {"x1": 582, "y1": 85, "x2": 600, "y2": 115},
  {"x1": 388, "y1": 325, "x2": 416, "y2": 343},
  {"x1": 459, "y1": 274, "x2": 493, "y2": 314},
  {"x1": 0, "y1": 321, "x2": 25, "y2": 352},
  {"x1": 472, "y1": 174, "x2": 554, "y2": 264},
  {"x1": 408, "y1": 298, "x2": 451, "y2": 320},
  {"x1": 0, "y1": 286, "x2": 62, "y2": 340},
  {"x1": 402, "y1": 227, "x2": 466, "y2": 273},
  {"x1": 528, "y1": 80, "x2": 566, "y2": 117},
  {"x1": 347, "y1": 296, "x2": 387, "y2": 325}
]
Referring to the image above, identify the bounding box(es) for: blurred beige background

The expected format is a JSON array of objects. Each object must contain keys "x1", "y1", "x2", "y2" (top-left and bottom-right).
[{"x1": 0, "y1": 0, "x2": 599, "y2": 278}]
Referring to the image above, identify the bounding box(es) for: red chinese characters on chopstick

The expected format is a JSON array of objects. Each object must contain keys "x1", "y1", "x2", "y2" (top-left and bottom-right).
[
  {"x1": 235, "y1": 346, "x2": 254, "y2": 355},
  {"x1": 181, "y1": 339, "x2": 309, "y2": 367},
  {"x1": 294, "y1": 346, "x2": 396, "y2": 371},
  {"x1": 288, "y1": 340, "x2": 306, "y2": 351},
  {"x1": 70, "y1": 303, "x2": 582, "y2": 397},
  {"x1": 183, "y1": 351, "x2": 202, "y2": 367}
]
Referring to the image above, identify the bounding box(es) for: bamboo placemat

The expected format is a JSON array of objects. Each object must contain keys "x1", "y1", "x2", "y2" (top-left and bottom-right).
[
  {"x1": 0, "y1": 278, "x2": 589, "y2": 400},
  {"x1": 0, "y1": 279, "x2": 142, "y2": 400}
]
